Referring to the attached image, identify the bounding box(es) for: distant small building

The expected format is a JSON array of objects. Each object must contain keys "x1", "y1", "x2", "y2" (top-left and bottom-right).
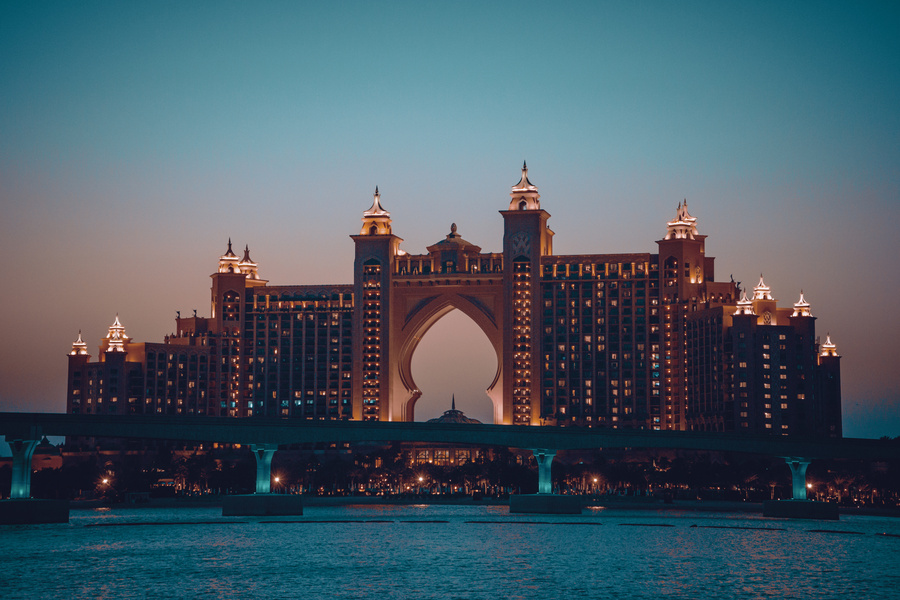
[{"x1": 426, "y1": 396, "x2": 482, "y2": 425}]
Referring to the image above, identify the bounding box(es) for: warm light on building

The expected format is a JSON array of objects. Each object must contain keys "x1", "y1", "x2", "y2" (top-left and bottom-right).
[{"x1": 65, "y1": 164, "x2": 841, "y2": 438}]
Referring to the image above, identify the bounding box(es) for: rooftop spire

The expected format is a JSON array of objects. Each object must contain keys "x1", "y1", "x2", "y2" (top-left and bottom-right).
[
  {"x1": 509, "y1": 161, "x2": 540, "y2": 210},
  {"x1": 238, "y1": 244, "x2": 260, "y2": 280},
  {"x1": 70, "y1": 330, "x2": 89, "y2": 356},
  {"x1": 360, "y1": 186, "x2": 392, "y2": 235},
  {"x1": 512, "y1": 161, "x2": 537, "y2": 192},
  {"x1": 753, "y1": 274, "x2": 773, "y2": 300},
  {"x1": 734, "y1": 290, "x2": 755, "y2": 315},
  {"x1": 218, "y1": 238, "x2": 240, "y2": 273},
  {"x1": 106, "y1": 314, "x2": 129, "y2": 352},
  {"x1": 664, "y1": 199, "x2": 699, "y2": 240},
  {"x1": 363, "y1": 186, "x2": 389, "y2": 217},
  {"x1": 792, "y1": 290, "x2": 812, "y2": 317},
  {"x1": 451, "y1": 394, "x2": 456, "y2": 411},
  {"x1": 820, "y1": 333, "x2": 839, "y2": 357}
]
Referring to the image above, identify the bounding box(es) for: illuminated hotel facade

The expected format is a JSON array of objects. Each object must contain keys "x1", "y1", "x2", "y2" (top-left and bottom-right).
[{"x1": 67, "y1": 165, "x2": 842, "y2": 437}]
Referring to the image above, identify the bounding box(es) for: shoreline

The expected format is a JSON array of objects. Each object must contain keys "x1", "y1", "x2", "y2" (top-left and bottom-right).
[{"x1": 66, "y1": 495, "x2": 900, "y2": 518}]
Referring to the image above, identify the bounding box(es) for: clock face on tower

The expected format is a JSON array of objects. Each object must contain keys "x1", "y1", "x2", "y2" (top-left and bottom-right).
[{"x1": 510, "y1": 231, "x2": 531, "y2": 258}]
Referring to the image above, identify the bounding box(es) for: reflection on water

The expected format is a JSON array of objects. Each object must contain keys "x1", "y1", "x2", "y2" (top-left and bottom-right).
[{"x1": 2, "y1": 505, "x2": 899, "y2": 600}]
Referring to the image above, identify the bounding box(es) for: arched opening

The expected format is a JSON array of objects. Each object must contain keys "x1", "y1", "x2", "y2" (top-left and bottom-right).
[{"x1": 410, "y1": 309, "x2": 497, "y2": 423}]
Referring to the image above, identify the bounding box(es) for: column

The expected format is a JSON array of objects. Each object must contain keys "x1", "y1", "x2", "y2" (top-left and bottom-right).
[
  {"x1": 531, "y1": 448, "x2": 557, "y2": 495},
  {"x1": 784, "y1": 457, "x2": 811, "y2": 501},
  {"x1": 251, "y1": 443, "x2": 278, "y2": 494},
  {"x1": 6, "y1": 438, "x2": 40, "y2": 499}
]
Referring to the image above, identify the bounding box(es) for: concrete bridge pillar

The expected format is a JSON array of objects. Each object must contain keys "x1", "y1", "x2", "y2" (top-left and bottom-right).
[
  {"x1": 6, "y1": 437, "x2": 39, "y2": 499},
  {"x1": 222, "y1": 443, "x2": 303, "y2": 516},
  {"x1": 762, "y1": 456, "x2": 838, "y2": 520},
  {"x1": 251, "y1": 443, "x2": 278, "y2": 494},
  {"x1": 1, "y1": 433, "x2": 68, "y2": 524},
  {"x1": 784, "y1": 457, "x2": 811, "y2": 501},
  {"x1": 509, "y1": 448, "x2": 581, "y2": 514},
  {"x1": 532, "y1": 448, "x2": 556, "y2": 494}
]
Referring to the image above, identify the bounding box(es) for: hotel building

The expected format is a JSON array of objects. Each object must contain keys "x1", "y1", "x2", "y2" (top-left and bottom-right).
[{"x1": 67, "y1": 165, "x2": 842, "y2": 437}]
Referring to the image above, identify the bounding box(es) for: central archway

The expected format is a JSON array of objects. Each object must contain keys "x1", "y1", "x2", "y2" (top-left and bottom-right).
[
  {"x1": 410, "y1": 309, "x2": 497, "y2": 423},
  {"x1": 390, "y1": 290, "x2": 505, "y2": 423}
]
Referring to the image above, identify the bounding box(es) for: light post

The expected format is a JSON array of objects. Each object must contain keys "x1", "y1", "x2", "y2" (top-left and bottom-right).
[{"x1": 97, "y1": 473, "x2": 114, "y2": 500}]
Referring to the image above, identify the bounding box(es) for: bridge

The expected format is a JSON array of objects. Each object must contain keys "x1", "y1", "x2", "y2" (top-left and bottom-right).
[{"x1": 3, "y1": 412, "x2": 898, "y2": 519}]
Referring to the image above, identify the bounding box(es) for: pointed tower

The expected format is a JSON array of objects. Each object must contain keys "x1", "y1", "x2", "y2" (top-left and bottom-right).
[
  {"x1": 211, "y1": 239, "x2": 267, "y2": 328},
  {"x1": 733, "y1": 291, "x2": 755, "y2": 316},
  {"x1": 792, "y1": 291, "x2": 812, "y2": 317},
  {"x1": 102, "y1": 315, "x2": 130, "y2": 353},
  {"x1": 818, "y1": 333, "x2": 842, "y2": 437},
  {"x1": 218, "y1": 238, "x2": 240, "y2": 274},
  {"x1": 788, "y1": 289, "x2": 817, "y2": 354},
  {"x1": 657, "y1": 200, "x2": 708, "y2": 302},
  {"x1": 351, "y1": 186, "x2": 404, "y2": 421},
  {"x1": 508, "y1": 161, "x2": 541, "y2": 211},
  {"x1": 752, "y1": 275, "x2": 773, "y2": 300},
  {"x1": 655, "y1": 200, "x2": 715, "y2": 431},
  {"x1": 209, "y1": 239, "x2": 267, "y2": 416},
  {"x1": 501, "y1": 162, "x2": 553, "y2": 425},
  {"x1": 820, "y1": 334, "x2": 839, "y2": 357},
  {"x1": 751, "y1": 274, "x2": 778, "y2": 325},
  {"x1": 70, "y1": 331, "x2": 89, "y2": 356},
  {"x1": 67, "y1": 331, "x2": 91, "y2": 414},
  {"x1": 238, "y1": 245, "x2": 260, "y2": 280},
  {"x1": 664, "y1": 200, "x2": 699, "y2": 240},
  {"x1": 360, "y1": 187, "x2": 392, "y2": 236}
]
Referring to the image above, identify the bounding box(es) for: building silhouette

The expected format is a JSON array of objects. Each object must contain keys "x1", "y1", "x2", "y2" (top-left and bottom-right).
[{"x1": 67, "y1": 164, "x2": 841, "y2": 437}]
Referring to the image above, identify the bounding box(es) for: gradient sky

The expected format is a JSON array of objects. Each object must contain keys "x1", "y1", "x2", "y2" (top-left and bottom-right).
[{"x1": 1, "y1": 1, "x2": 898, "y2": 437}]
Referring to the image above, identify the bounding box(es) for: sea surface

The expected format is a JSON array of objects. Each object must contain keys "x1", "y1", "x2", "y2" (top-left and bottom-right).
[{"x1": 2, "y1": 504, "x2": 899, "y2": 599}]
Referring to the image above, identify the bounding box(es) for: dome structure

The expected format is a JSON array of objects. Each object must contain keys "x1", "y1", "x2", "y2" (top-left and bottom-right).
[{"x1": 426, "y1": 395, "x2": 482, "y2": 424}]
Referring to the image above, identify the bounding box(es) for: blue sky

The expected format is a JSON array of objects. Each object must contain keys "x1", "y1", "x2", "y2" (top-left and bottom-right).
[{"x1": 1, "y1": 1, "x2": 898, "y2": 436}]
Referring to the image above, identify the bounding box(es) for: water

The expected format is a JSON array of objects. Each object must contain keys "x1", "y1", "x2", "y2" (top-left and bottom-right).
[{"x1": 2, "y1": 504, "x2": 899, "y2": 599}]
